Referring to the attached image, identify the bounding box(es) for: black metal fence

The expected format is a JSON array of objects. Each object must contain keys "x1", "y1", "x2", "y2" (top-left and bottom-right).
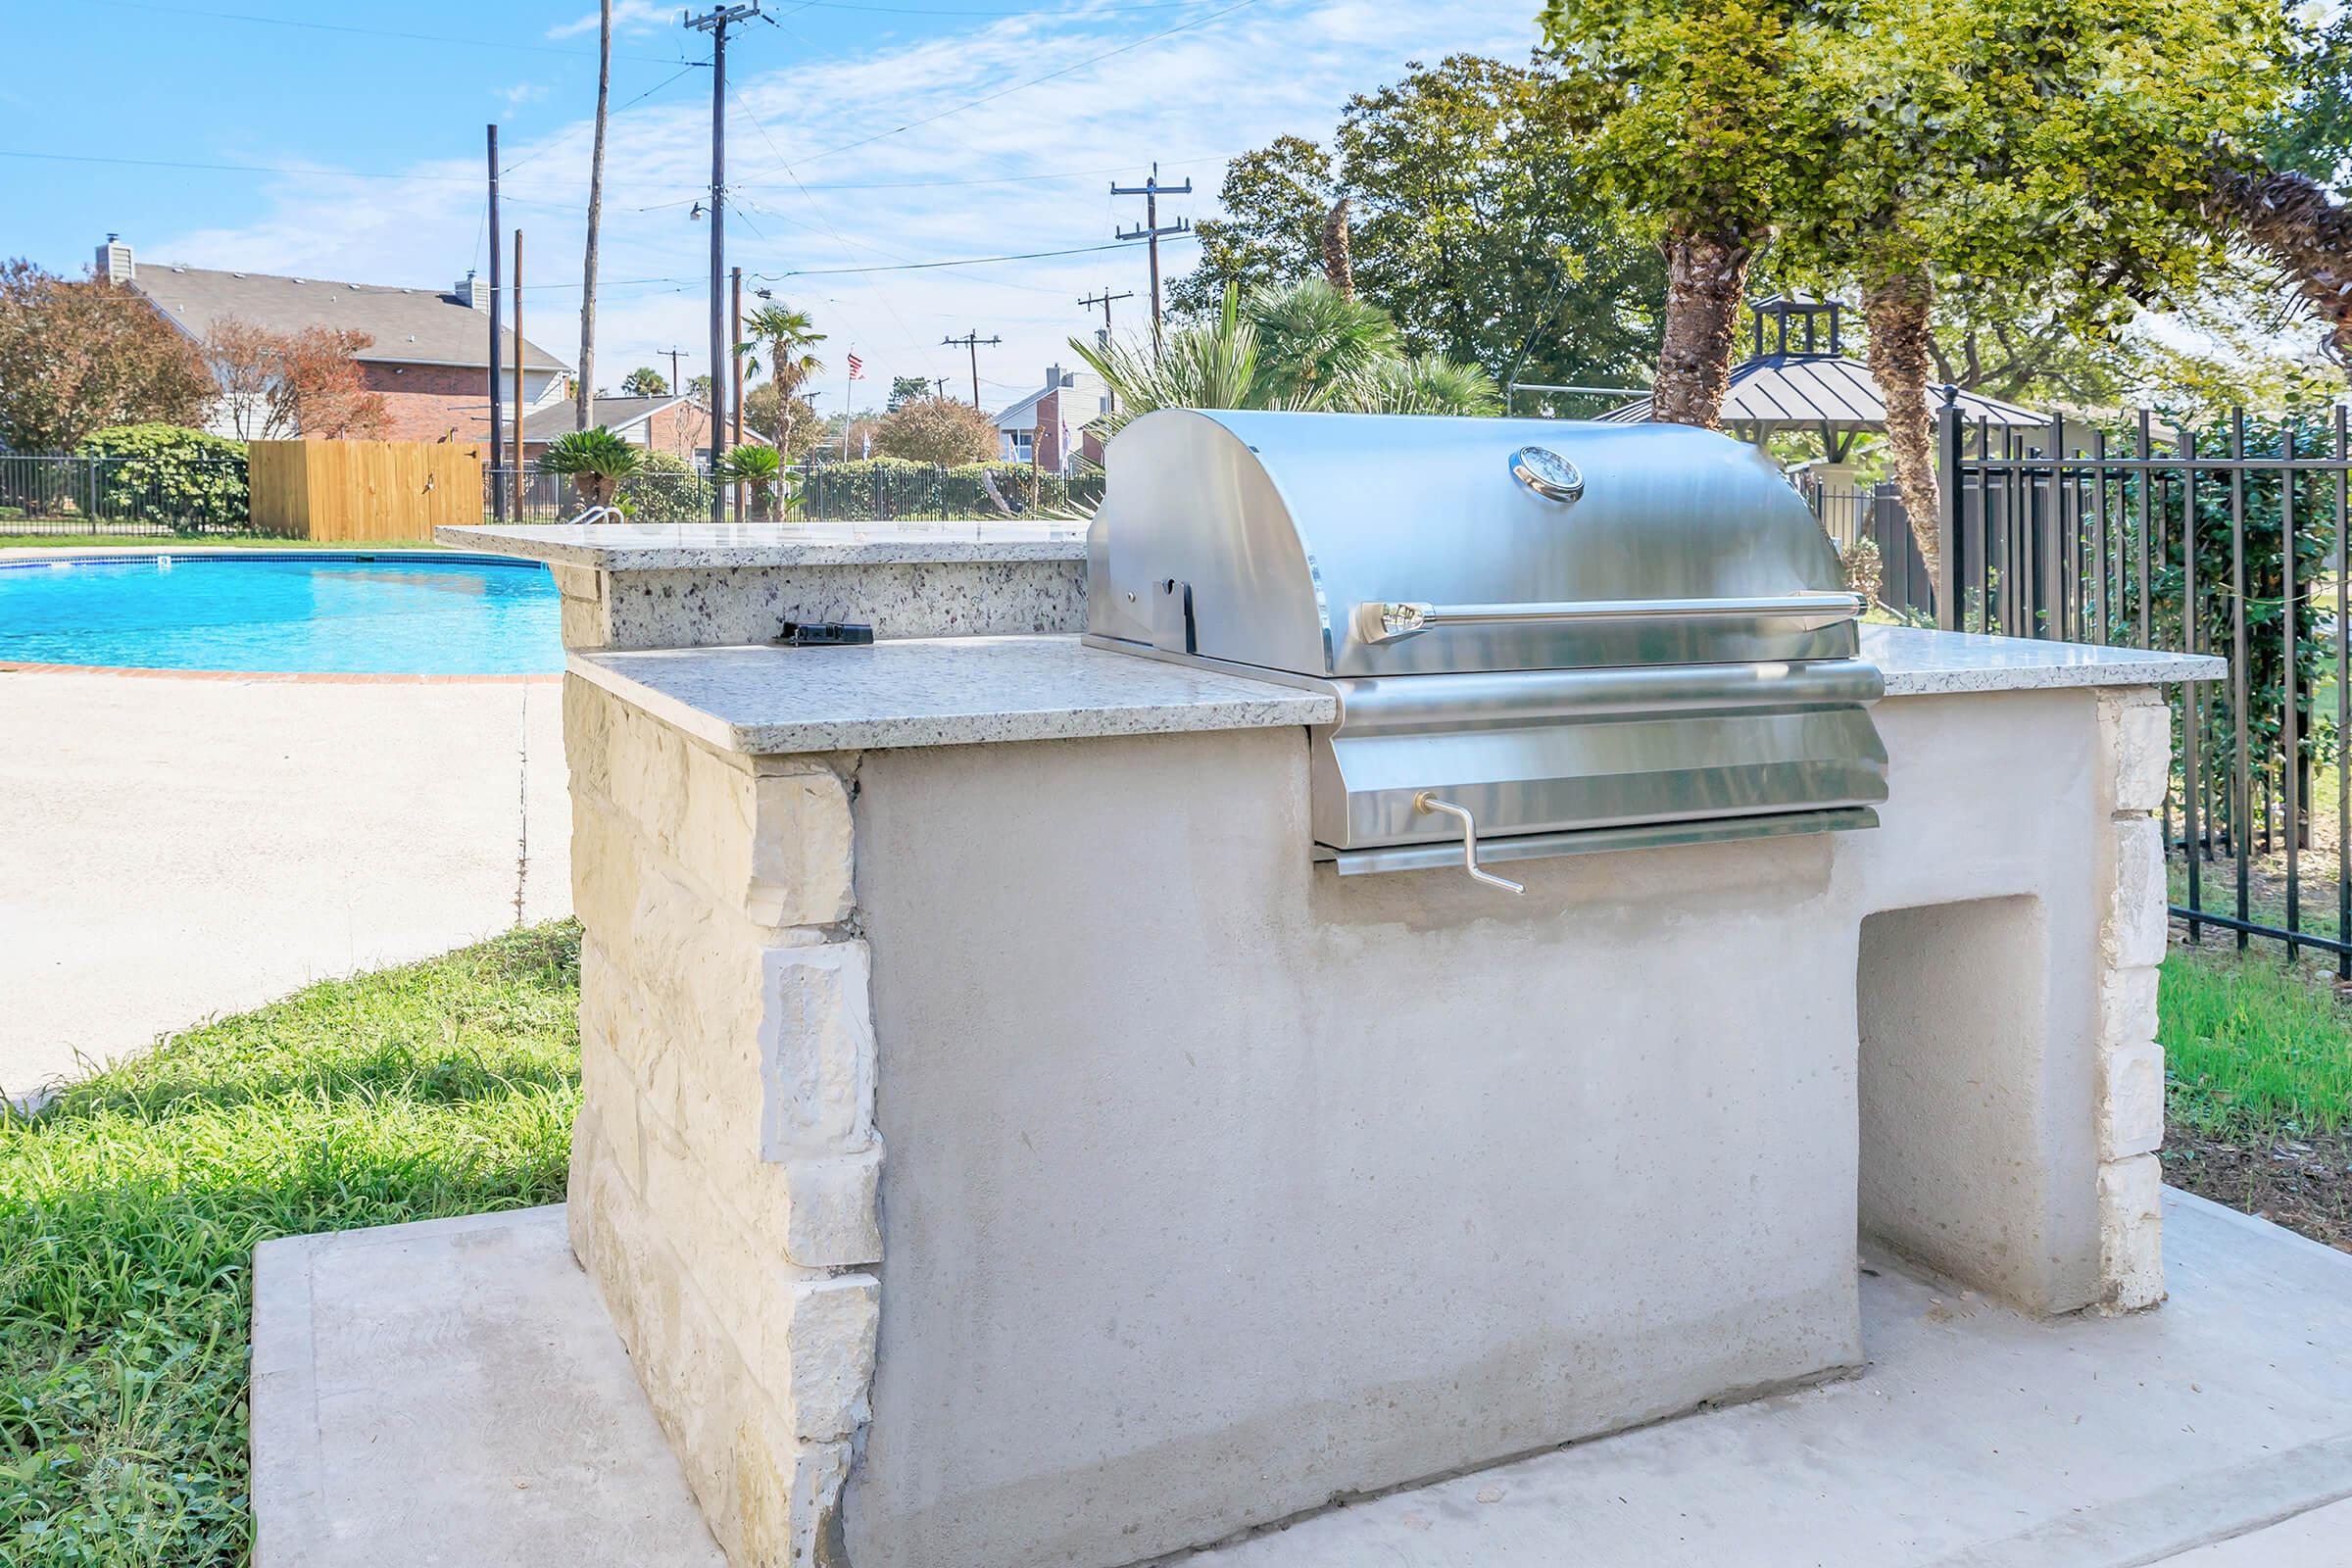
[
  {"x1": 493, "y1": 462, "x2": 1105, "y2": 525},
  {"x1": 1936, "y1": 398, "x2": 2349, "y2": 970},
  {"x1": 1801, "y1": 477, "x2": 1936, "y2": 616},
  {"x1": 0, "y1": 453, "x2": 252, "y2": 536}
]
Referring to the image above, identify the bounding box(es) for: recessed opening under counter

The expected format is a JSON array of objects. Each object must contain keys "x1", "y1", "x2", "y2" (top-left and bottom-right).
[{"x1": 554, "y1": 623, "x2": 2216, "y2": 1568}]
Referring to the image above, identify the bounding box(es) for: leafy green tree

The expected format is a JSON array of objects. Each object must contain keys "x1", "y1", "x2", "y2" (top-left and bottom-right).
[
  {"x1": 1538, "y1": 0, "x2": 1826, "y2": 427},
  {"x1": 1173, "y1": 56, "x2": 1664, "y2": 394},
  {"x1": 619, "y1": 366, "x2": 667, "y2": 396},
  {"x1": 886, "y1": 374, "x2": 930, "y2": 411},
  {"x1": 744, "y1": 381, "x2": 822, "y2": 461},
  {"x1": 536, "y1": 426, "x2": 642, "y2": 509},
  {"x1": 1776, "y1": 0, "x2": 2291, "y2": 573},
  {"x1": 0, "y1": 260, "x2": 217, "y2": 450},
  {"x1": 873, "y1": 396, "x2": 998, "y2": 466}
]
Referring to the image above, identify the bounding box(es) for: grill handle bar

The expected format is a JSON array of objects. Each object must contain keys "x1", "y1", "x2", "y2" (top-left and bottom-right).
[
  {"x1": 1412, "y1": 793, "x2": 1525, "y2": 895},
  {"x1": 1352, "y1": 592, "x2": 1865, "y2": 645}
]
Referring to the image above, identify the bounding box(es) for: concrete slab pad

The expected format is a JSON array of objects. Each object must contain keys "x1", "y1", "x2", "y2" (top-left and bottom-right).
[
  {"x1": 252, "y1": 1192, "x2": 2352, "y2": 1568},
  {"x1": 0, "y1": 671, "x2": 568, "y2": 1099},
  {"x1": 252, "y1": 1204, "x2": 720, "y2": 1568}
]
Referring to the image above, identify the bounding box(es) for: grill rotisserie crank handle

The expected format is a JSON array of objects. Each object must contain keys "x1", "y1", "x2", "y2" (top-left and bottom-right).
[{"x1": 1413, "y1": 793, "x2": 1526, "y2": 894}]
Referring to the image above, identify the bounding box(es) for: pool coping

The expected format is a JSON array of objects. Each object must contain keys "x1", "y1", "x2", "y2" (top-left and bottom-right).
[{"x1": 0, "y1": 548, "x2": 563, "y2": 682}]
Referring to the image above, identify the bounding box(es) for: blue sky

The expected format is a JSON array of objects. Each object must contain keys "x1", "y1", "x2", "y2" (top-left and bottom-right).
[{"x1": 2, "y1": 0, "x2": 1538, "y2": 412}]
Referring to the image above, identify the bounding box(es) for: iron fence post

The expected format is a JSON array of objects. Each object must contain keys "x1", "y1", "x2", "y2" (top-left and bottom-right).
[{"x1": 1935, "y1": 386, "x2": 1961, "y2": 630}]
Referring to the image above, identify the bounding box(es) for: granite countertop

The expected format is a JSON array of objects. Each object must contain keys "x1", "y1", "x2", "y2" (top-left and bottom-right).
[
  {"x1": 440, "y1": 520, "x2": 1089, "y2": 570},
  {"x1": 1866, "y1": 624, "x2": 2225, "y2": 695},
  {"x1": 573, "y1": 636, "x2": 1336, "y2": 754},
  {"x1": 574, "y1": 627, "x2": 2223, "y2": 758}
]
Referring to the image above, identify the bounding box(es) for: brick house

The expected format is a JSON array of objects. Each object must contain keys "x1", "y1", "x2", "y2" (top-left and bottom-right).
[
  {"x1": 101, "y1": 236, "x2": 569, "y2": 443},
  {"x1": 992, "y1": 365, "x2": 1109, "y2": 471},
  {"x1": 520, "y1": 394, "x2": 758, "y2": 466}
]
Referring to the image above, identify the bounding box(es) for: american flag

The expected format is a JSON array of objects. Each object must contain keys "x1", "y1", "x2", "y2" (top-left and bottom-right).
[{"x1": 847, "y1": 352, "x2": 864, "y2": 380}]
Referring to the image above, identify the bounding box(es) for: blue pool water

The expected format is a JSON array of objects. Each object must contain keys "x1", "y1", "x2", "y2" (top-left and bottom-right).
[{"x1": 0, "y1": 553, "x2": 563, "y2": 674}]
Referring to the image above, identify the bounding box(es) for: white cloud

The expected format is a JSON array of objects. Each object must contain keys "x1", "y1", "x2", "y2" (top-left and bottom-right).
[
  {"x1": 548, "y1": 1, "x2": 679, "y2": 42},
  {"x1": 157, "y1": 0, "x2": 1538, "y2": 406},
  {"x1": 500, "y1": 83, "x2": 550, "y2": 108}
]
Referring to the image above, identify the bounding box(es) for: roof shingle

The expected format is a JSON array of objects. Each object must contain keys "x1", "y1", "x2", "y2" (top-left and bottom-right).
[{"x1": 129, "y1": 264, "x2": 566, "y2": 373}]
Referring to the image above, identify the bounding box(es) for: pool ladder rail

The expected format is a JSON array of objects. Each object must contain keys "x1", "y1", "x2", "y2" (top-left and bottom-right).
[{"x1": 564, "y1": 504, "x2": 624, "y2": 527}]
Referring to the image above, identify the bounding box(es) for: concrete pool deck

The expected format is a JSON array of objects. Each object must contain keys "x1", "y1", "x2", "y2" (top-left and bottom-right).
[
  {"x1": 251, "y1": 1190, "x2": 2352, "y2": 1568},
  {"x1": 0, "y1": 668, "x2": 569, "y2": 1100}
]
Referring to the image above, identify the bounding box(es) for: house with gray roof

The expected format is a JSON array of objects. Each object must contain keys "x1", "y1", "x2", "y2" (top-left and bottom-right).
[
  {"x1": 100, "y1": 235, "x2": 569, "y2": 444},
  {"x1": 518, "y1": 393, "x2": 763, "y2": 467}
]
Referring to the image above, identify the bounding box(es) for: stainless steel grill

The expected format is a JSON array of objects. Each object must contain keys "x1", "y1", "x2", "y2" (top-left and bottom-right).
[{"x1": 1085, "y1": 409, "x2": 1888, "y2": 889}]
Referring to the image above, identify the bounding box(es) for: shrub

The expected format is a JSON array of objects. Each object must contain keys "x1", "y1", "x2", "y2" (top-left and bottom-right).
[
  {"x1": 620, "y1": 449, "x2": 707, "y2": 523},
  {"x1": 800, "y1": 458, "x2": 1102, "y2": 520},
  {"x1": 77, "y1": 423, "x2": 249, "y2": 530},
  {"x1": 536, "y1": 427, "x2": 642, "y2": 508}
]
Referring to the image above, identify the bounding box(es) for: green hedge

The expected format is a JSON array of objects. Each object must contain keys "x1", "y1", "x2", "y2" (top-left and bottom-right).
[
  {"x1": 619, "y1": 449, "x2": 709, "y2": 524},
  {"x1": 77, "y1": 424, "x2": 250, "y2": 529},
  {"x1": 800, "y1": 458, "x2": 1102, "y2": 520}
]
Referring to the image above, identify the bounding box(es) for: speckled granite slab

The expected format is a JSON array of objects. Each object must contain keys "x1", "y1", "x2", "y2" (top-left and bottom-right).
[
  {"x1": 441, "y1": 520, "x2": 1086, "y2": 570},
  {"x1": 1867, "y1": 624, "x2": 2224, "y2": 695},
  {"x1": 571, "y1": 635, "x2": 1336, "y2": 755},
  {"x1": 443, "y1": 523, "x2": 1091, "y2": 651}
]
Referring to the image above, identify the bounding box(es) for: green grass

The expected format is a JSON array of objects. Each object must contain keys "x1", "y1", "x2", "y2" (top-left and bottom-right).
[
  {"x1": 0, "y1": 923, "x2": 581, "y2": 1567},
  {"x1": 2163, "y1": 943, "x2": 2352, "y2": 1137},
  {"x1": 0, "y1": 536, "x2": 451, "y2": 552}
]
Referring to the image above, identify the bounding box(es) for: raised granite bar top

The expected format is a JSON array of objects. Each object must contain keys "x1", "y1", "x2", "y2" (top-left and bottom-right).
[
  {"x1": 573, "y1": 627, "x2": 2220, "y2": 758},
  {"x1": 441, "y1": 519, "x2": 1087, "y2": 570},
  {"x1": 1864, "y1": 624, "x2": 2224, "y2": 695},
  {"x1": 573, "y1": 635, "x2": 1336, "y2": 754}
]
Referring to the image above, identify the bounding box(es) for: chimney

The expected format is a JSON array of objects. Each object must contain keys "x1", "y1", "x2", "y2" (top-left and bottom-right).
[
  {"x1": 457, "y1": 270, "x2": 490, "y2": 311},
  {"x1": 96, "y1": 233, "x2": 134, "y2": 284}
]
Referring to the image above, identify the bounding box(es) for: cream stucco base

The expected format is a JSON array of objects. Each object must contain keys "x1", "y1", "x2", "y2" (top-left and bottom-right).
[{"x1": 561, "y1": 675, "x2": 2172, "y2": 1568}]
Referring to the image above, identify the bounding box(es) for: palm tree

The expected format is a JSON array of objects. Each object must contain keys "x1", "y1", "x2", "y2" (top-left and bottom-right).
[
  {"x1": 574, "y1": 0, "x2": 612, "y2": 433},
  {"x1": 1070, "y1": 280, "x2": 1497, "y2": 425},
  {"x1": 740, "y1": 303, "x2": 826, "y2": 461},
  {"x1": 714, "y1": 443, "x2": 786, "y2": 520},
  {"x1": 1243, "y1": 277, "x2": 1396, "y2": 406},
  {"x1": 538, "y1": 427, "x2": 642, "y2": 510}
]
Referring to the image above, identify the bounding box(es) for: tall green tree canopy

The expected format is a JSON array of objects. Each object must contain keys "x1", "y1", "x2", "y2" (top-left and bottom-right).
[{"x1": 1172, "y1": 55, "x2": 1664, "y2": 394}]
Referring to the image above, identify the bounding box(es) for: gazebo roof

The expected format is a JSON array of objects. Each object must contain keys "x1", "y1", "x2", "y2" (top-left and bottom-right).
[{"x1": 1596, "y1": 353, "x2": 2049, "y2": 433}]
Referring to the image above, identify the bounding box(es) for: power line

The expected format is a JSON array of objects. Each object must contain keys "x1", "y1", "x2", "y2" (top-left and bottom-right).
[
  {"x1": 756, "y1": 234, "x2": 1195, "y2": 280},
  {"x1": 1112, "y1": 163, "x2": 1192, "y2": 341},
  {"x1": 942, "y1": 330, "x2": 1003, "y2": 407},
  {"x1": 94, "y1": 1, "x2": 710, "y2": 65},
  {"x1": 796, "y1": 0, "x2": 1262, "y2": 165}
]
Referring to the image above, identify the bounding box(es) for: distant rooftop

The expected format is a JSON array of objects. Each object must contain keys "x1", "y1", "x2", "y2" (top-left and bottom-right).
[{"x1": 125, "y1": 259, "x2": 566, "y2": 374}]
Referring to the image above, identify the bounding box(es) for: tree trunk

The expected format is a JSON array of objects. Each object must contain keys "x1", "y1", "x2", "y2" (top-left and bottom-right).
[
  {"x1": 1322, "y1": 198, "x2": 1354, "y2": 298},
  {"x1": 575, "y1": 0, "x2": 612, "y2": 430},
  {"x1": 2204, "y1": 160, "x2": 2352, "y2": 362},
  {"x1": 1651, "y1": 222, "x2": 1753, "y2": 429},
  {"x1": 1862, "y1": 263, "x2": 1941, "y2": 584}
]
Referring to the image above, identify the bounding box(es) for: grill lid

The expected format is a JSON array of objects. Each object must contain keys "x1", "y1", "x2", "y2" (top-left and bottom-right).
[{"x1": 1086, "y1": 408, "x2": 1862, "y2": 677}]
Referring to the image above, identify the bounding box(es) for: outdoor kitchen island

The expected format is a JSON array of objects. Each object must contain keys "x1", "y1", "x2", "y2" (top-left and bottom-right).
[{"x1": 558, "y1": 617, "x2": 2217, "y2": 1568}]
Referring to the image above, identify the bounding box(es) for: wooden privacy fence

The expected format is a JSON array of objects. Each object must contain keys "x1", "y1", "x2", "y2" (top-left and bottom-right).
[{"x1": 249, "y1": 440, "x2": 484, "y2": 541}]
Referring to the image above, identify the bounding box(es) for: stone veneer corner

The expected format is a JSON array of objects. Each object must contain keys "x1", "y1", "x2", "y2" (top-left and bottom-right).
[
  {"x1": 564, "y1": 673, "x2": 881, "y2": 1564},
  {"x1": 2092, "y1": 687, "x2": 2172, "y2": 1311}
]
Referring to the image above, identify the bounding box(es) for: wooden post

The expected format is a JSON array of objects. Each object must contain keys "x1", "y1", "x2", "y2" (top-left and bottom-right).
[{"x1": 513, "y1": 228, "x2": 525, "y2": 521}]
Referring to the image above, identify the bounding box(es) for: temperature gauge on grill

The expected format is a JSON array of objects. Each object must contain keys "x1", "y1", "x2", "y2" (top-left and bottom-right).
[{"x1": 1509, "y1": 445, "x2": 1585, "y2": 504}]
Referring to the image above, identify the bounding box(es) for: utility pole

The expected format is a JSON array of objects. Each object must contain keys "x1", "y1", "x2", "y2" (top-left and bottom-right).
[
  {"x1": 662, "y1": 346, "x2": 686, "y2": 394},
  {"x1": 1078, "y1": 287, "x2": 1133, "y2": 344},
  {"x1": 486, "y1": 124, "x2": 503, "y2": 519},
  {"x1": 513, "y1": 228, "x2": 525, "y2": 522},
  {"x1": 942, "y1": 330, "x2": 1001, "y2": 409},
  {"x1": 1079, "y1": 287, "x2": 1134, "y2": 415},
  {"x1": 685, "y1": 1, "x2": 760, "y2": 521},
  {"x1": 729, "y1": 265, "x2": 744, "y2": 521},
  {"x1": 933, "y1": 377, "x2": 949, "y2": 400},
  {"x1": 1111, "y1": 164, "x2": 1191, "y2": 345}
]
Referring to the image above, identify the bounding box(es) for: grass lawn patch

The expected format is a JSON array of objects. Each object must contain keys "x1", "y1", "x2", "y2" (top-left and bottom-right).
[
  {"x1": 2161, "y1": 940, "x2": 2352, "y2": 1252},
  {"x1": 0, "y1": 922, "x2": 581, "y2": 1566}
]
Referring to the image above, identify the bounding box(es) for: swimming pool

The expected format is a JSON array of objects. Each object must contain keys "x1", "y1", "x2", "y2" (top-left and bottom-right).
[{"x1": 0, "y1": 552, "x2": 564, "y2": 674}]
